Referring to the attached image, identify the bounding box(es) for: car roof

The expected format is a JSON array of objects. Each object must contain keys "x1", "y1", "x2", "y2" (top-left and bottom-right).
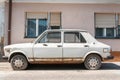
[{"x1": 46, "y1": 29, "x2": 87, "y2": 32}]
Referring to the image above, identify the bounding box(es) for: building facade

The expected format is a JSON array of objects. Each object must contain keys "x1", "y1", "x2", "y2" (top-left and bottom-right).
[{"x1": 2, "y1": 0, "x2": 120, "y2": 52}]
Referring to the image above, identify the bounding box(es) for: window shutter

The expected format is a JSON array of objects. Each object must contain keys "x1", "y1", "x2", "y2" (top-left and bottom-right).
[
  {"x1": 50, "y1": 12, "x2": 61, "y2": 26},
  {"x1": 95, "y1": 13, "x2": 115, "y2": 28},
  {"x1": 27, "y1": 12, "x2": 48, "y2": 19}
]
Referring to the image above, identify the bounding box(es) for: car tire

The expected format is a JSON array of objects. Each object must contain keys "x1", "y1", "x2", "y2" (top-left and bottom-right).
[
  {"x1": 84, "y1": 54, "x2": 101, "y2": 70},
  {"x1": 10, "y1": 55, "x2": 28, "y2": 70}
]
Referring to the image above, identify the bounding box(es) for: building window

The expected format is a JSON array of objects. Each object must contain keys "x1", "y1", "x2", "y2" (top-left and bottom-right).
[
  {"x1": 27, "y1": 19, "x2": 36, "y2": 38},
  {"x1": 95, "y1": 28, "x2": 104, "y2": 37},
  {"x1": 38, "y1": 19, "x2": 47, "y2": 35},
  {"x1": 25, "y1": 12, "x2": 61, "y2": 38},
  {"x1": 26, "y1": 19, "x2": 47, "y2": 38},
  {"x1": 118, "y1": 26, "x2": 120, "y2": 37},
  {"x1": 106, "y1": 28, "x2": 114, "y2": 37},
  {"x1": 117, "y1": 14, "x2": 120, "y2": 37},
  {"x1": 26, "y1": 12, "x2": 48, "y2": 38},
  {"x1": 95, "y1": 13, "x2": 120, "y2": 38}
]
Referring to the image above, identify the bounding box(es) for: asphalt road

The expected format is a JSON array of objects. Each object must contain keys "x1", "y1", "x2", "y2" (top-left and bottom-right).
[{"x1": 0, "y1": 62, "x2": 120, "y2": 80}]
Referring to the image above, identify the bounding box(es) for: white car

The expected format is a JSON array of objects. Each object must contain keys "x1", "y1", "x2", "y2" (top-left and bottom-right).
[{"x1": 4, "y1": 29, "x2": 113, "y2": 70}]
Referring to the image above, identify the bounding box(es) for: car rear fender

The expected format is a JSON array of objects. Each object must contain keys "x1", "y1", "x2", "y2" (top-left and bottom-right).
[{"x1": 83, "y1": 51, "x2": 103, "y2": 61}]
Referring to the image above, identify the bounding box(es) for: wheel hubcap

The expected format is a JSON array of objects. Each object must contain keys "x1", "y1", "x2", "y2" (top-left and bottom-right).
[
  {"x1": 88, "y1": 57, "x2": 99, "y2": 69},
  {"x1": 13, "y1": 58, "x2": 24, "y2": 68}
]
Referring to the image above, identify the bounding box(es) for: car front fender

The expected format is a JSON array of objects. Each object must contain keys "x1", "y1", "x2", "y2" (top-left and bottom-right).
[{"x1": 8, "y1": 50, "x2": 29, "y2": 62}]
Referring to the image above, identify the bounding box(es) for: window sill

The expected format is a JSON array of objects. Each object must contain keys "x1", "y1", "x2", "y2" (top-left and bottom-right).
[
  {"x1": 95, "y1": 37, "x2": 120, "y2": 39},
  {"x1": 24, "y1": 36, "x2": 37, "y2": 38}
]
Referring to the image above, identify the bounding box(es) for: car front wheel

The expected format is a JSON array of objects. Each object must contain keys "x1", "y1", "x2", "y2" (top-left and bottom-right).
[
  {"x1": 84, "y1": 54, "x2": 101, "y2": 70},
  {"x1": 10, "y1": 55, "x2": 28, "y2": 70}
]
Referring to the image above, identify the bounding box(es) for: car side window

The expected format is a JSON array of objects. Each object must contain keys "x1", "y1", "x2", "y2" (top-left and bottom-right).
[
  {"x1": 80, "y1": 33, "x2": 86, "y2": 43},
  {"x1": 64, "y1": 32, "x2": 86, "y2": 43},
  {"x1": 39, "y1": 32, "x2": 61, "y2": 43}
]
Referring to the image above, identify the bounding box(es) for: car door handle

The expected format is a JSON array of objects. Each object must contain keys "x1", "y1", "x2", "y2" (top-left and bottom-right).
[
  {"x1": 84, "y1": 45, "x2": 89, "y2": 47},
  {"x1": 57, "y1": 45, "x2": 62, "y2": 47},
  {"x1": 43, "y1": 44, "x2": 48, "y2": 46}
]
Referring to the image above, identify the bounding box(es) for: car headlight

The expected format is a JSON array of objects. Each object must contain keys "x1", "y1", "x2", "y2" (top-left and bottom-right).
[{"x1": 103, "y1": 48, "x2": 109, "y2": 53}]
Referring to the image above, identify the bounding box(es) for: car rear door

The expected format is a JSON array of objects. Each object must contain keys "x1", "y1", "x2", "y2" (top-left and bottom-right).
[{"x1": 63, "y1": 31, "x2": 89, "y2": 62}]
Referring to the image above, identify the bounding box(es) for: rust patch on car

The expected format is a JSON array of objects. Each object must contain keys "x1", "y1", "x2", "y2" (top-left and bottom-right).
[{"x1": 28, "y1": 57, "x2": 84, "y2": 64}]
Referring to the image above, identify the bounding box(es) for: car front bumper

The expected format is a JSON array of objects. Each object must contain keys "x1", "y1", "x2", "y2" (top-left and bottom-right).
[
  {"x1": 104, "y1": 55, "x2": 114, "y2": 60},
  {"x1": 2, "y1": 56, "x2": 8, "y2": 60}
]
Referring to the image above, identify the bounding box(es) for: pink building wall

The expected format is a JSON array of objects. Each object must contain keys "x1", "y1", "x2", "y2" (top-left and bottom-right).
[{"x1": 5, "y1": 3, "x2": 120, "y2": 51}]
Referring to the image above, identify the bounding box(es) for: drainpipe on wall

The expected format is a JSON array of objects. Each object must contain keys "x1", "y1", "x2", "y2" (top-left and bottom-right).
[{"x1": 8, "y1": 0, "x2": 12, "y2": 45}]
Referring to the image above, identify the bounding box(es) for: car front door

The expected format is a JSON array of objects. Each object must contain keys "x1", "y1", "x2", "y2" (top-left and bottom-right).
[
  {"x1": 63, "y1": 31, "x2": 89, "y2": 62},
  {"x1": 33, "y1": 31, "x2": 63, "y2": 62}
]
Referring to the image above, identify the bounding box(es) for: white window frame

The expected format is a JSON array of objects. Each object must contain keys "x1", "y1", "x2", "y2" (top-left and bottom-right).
[{"x1": 36, "y1": 19, "x2": 39, "y2": 36}]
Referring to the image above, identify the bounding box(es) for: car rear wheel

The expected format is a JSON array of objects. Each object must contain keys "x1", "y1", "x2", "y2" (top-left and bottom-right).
[
  {"x1": 10, "y1": 55, "x2": 28, "y2": 70},
  {"x1": 84, "y1": 54, "x2": 101, "y2": 70}
]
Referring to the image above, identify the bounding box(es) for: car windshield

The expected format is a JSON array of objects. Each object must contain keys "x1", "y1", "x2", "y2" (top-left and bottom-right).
[{"x1": 81, "y1": 32, "x2": 97, "y2": 43}]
